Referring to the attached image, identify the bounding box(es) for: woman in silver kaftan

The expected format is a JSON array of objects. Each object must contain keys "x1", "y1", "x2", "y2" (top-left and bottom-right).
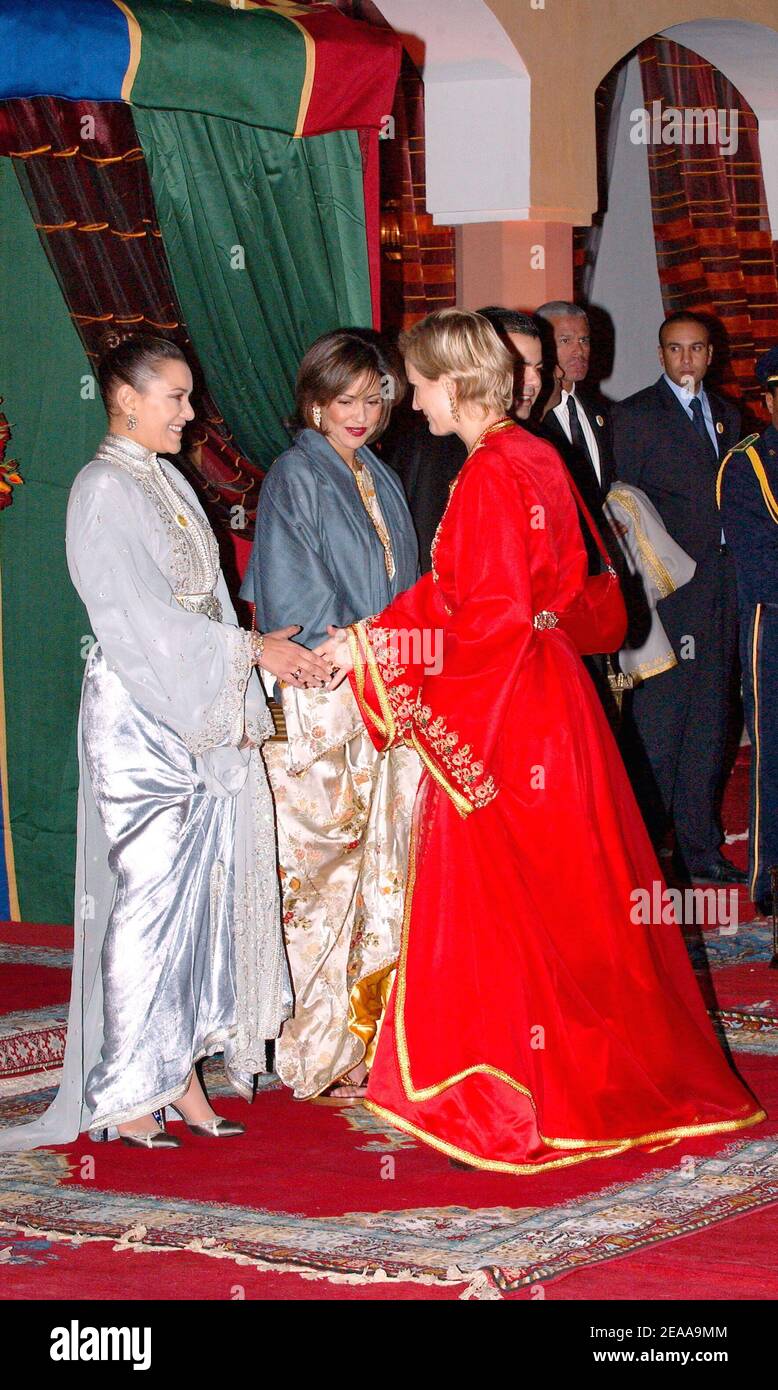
[{"x1": 0, "y1": 334, "x2": 328, "y2": 1152}]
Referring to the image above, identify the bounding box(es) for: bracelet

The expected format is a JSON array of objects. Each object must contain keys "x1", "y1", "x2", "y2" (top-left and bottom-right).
[{"x1": 250, "y1": 629, "x2": 265, "y2": 667}]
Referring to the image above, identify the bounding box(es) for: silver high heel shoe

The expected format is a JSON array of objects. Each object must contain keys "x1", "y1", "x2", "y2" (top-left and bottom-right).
[
  {"x1": 169, "y1": 1105, "x2": 245, "y2": 1138},
  {"x1": 119, "y1": 1127, "x2": 182, "y2": 1149}
]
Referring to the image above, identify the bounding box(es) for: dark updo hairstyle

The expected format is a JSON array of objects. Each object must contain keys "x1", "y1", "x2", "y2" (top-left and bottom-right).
[
  {"x1": 294, "y1": 328, "x2": 405, "y2": 443},
  {"x1": 97, "y1": 330, "x2": 188, "y2": 413}
]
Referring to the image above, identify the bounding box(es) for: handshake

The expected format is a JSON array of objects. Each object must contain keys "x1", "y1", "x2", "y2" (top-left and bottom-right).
[{"x1": 252, "y1": 625, "x2": 354, "y2": 691}]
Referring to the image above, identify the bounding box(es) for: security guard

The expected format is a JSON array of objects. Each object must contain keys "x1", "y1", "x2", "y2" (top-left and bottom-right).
[{"x1": 717, "y1": 346, "x2": 778, "y2": 912}]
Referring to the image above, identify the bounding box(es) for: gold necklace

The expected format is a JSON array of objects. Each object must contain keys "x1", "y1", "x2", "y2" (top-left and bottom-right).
[
  {"x1": 343, "y1": 453, "x2": 396, "y2": 580},
  {"x1": 465, "y1": 415, "x2": 514, "y2": 458},
  {"x1": 430, "y1": 418, "x2": 514, "y2": 582}
]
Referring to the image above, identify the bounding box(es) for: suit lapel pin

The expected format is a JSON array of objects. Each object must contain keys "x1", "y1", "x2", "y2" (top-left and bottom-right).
[
  {"x1": 715, "y1": 421, "x2": 724, "y2": 435},
  {"x1": 596, "y1": 415, "x2": 605, "y2": 427}
]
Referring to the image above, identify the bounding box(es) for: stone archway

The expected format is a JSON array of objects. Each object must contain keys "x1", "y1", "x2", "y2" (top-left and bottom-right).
[
  {"x1": 661, "y1": 21, "x2": 778, "y2": 233},
  {"x1": 375, "y1": 4, "x2": 778, "y2": 310},
  {"x1": 485, "y1": 0, "x2": 778, "y2": 227},
  {"x1": 585, "y1": 21, "x2": 778, "y2": 397}
]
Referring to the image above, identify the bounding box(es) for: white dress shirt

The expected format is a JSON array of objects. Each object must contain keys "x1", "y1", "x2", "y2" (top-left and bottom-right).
[
  {"x1": 661, "y1": 373, "x2": 719, "y2": 457},
  {"x1": 552, "y1": 385, "x2": 602, "y2": 485}
]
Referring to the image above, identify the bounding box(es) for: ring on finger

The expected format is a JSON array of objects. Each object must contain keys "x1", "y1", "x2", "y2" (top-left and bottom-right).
[{"x1": 292, "y1": 666, "x2": 302, "y2": 680}]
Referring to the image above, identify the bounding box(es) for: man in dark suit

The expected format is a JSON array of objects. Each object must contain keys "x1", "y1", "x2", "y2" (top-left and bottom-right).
[
  {"x1": 612, "y1": 311, "x2": 745, "y2": 885},
  {"x1": 536, "y1": 302, "x2": 616, "y2": 572}
]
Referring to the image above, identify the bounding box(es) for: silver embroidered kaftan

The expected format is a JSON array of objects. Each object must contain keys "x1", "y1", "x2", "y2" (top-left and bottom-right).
[{"x1": 0, "y1": 433, "x2": 291, "y2": 1151}]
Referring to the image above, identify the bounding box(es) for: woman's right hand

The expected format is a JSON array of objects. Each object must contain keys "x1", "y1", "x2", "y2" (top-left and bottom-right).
[
  {"x1": 257, "y1": 626, "x2": 332, "y2": 688},
  {"x1": 315, "y1": 626, "x2": 353, "y2": 690}
]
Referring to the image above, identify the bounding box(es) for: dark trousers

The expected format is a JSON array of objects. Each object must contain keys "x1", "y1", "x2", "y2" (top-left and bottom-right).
[
  {"x1": 624, "y1": 551, "x2": 739, "y2": 872},
  {"x1": 741, "y1": 601, "x2": 778, "y2": 903}
]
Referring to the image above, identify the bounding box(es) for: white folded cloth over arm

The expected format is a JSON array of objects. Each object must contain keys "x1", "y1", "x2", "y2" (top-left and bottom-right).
[{"x1": 605, "y1": 483, "x2": 697, "y2": 683}]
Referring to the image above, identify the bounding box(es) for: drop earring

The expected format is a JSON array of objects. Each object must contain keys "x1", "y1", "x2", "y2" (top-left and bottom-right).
[
  {"x1": 446, "y1": 388, "x2": 460, "y2": 424},
  {"x1": 312, "y1": 405, "x2": 322, "y2": 429},
  {"x1": 126, "y1": 413, "x2": 137, "y2": 431}
]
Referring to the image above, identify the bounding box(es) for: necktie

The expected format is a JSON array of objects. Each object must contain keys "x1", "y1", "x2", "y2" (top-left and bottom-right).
[
  {"x1": 689, "y1": 396, "x2": 717, "y2": 459},
  {"x1": 566, "y1": 396, "x2": 596, "y2": 479}
]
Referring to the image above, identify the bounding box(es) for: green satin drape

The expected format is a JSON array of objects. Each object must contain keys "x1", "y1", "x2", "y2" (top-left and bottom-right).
[
  {"x1": 0, "y1": 160, "x2": 104, "y2": 922},
  {"x1": 133, "y1": 109, "x2": 373, "y2": 469}
]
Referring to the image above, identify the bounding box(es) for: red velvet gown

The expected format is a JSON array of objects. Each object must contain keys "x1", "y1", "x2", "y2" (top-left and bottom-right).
[{"x1": 347, "y1": 419, "x2": 764, "y2": 1174}]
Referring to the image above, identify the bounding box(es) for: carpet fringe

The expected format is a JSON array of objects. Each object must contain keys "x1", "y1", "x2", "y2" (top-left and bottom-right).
[{"x1": 9, "y1": 1219, "x2": 502, "y2": 1298}]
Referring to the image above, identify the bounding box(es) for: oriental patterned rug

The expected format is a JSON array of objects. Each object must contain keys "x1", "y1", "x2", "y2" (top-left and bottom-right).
[{"x1": 1, "y1": 1128, "x2": 777, "y2": 1298}]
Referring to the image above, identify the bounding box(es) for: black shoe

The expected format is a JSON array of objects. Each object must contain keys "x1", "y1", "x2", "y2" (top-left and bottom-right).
[{"x1": 690, "y1": 858, "x2": 748, "y2": 885}]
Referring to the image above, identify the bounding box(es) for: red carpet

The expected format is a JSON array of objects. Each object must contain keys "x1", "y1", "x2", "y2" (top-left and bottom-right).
[
  {"x1": 0, "y1": 1048, "x2": 775, "y2": 1300},
  {"x1": 1, "y1": 748, "x2": 776, "y2": 1300}
]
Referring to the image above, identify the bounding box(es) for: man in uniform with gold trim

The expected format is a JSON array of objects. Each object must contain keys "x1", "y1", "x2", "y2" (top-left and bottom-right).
[{"x1": 718, "y1": 345, "x2": 778, "y2": 913}]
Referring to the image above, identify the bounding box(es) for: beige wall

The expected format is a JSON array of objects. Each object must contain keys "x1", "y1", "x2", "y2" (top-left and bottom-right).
[
  {"x1": 456, "y1": 221, "x2": 572, "y2": 310},
  {"x1": 486, "y1": 0, "x2": 778, "y2": 224}
]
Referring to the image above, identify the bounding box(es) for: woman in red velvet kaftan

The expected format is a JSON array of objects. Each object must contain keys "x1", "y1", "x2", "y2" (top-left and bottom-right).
[{"x1": 320, "y1": 319, "x2": 763, "y2": 1174}]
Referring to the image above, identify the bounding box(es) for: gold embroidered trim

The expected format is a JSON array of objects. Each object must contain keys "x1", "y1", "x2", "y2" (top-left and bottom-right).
[
  {"x1": 430, "y1": 474, "x2": 461, "y2": 586},
  {"x1": 364, "y1": 1101, "x2": 636, "y2": 1174},
  {"x1": 607, "y1": 487, "x2": 676, "y2": 598},
  {"x1": 348, "y1": 624, "x2": 385, "y2": 744},
  {"x1": 467, "y1": 417, "x2": 514, "y2": 456},
  {"x1": 364, "y1": 1100, "x2": 765, "y2": 1175},
  {"x1": 410, "y1": 730, "x2": 472, "y2": 819},
  {"x1": 363, "y1": 629, "x2": 397, "y2": 745},
  {"x1": 365, "y1": 622, "x2": 497, "y2": 811},
  {"x1": 751, "y1": 604, "x2": 763, "y2": 900},
  {"x1": 414, "y1": 701, "x2": 497, "y2": 809},
  {"x1": 391, "y1": 803, "x2": 765, "y2": 1154},
  {"x1": 745, "y1": 445, "x2": 778, "y2": 525},
  {"x1": 717, "y1": 440, "x2": 778, "y2": 525},
  {"x1": 348, "y1": 622, "x2": 394, "y2": 749},
  {"x1": 352, "y1": 616, "x2": 497, "y2": 814},
  {"x1": 629, "y1": 651, "x2": 678, "y2": 682}
]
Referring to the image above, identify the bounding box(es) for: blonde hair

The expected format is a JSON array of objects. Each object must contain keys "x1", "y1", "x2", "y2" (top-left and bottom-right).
[{"x1": 400, "y1": 308, "x2": 514, "y2": 415}]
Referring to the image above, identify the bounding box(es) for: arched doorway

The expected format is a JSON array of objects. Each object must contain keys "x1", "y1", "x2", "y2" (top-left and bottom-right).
[{"x1": 583, "y1": 21, "x2": 778, "y2": 403}]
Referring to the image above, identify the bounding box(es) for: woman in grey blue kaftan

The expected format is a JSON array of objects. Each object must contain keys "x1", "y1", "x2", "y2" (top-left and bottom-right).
[
  {"x1": 244, "y1": 427, "x2": 419, "y2": 650},
  {"x1": 242, "y1": 426, "x2": 420, "y2": 1098}
]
